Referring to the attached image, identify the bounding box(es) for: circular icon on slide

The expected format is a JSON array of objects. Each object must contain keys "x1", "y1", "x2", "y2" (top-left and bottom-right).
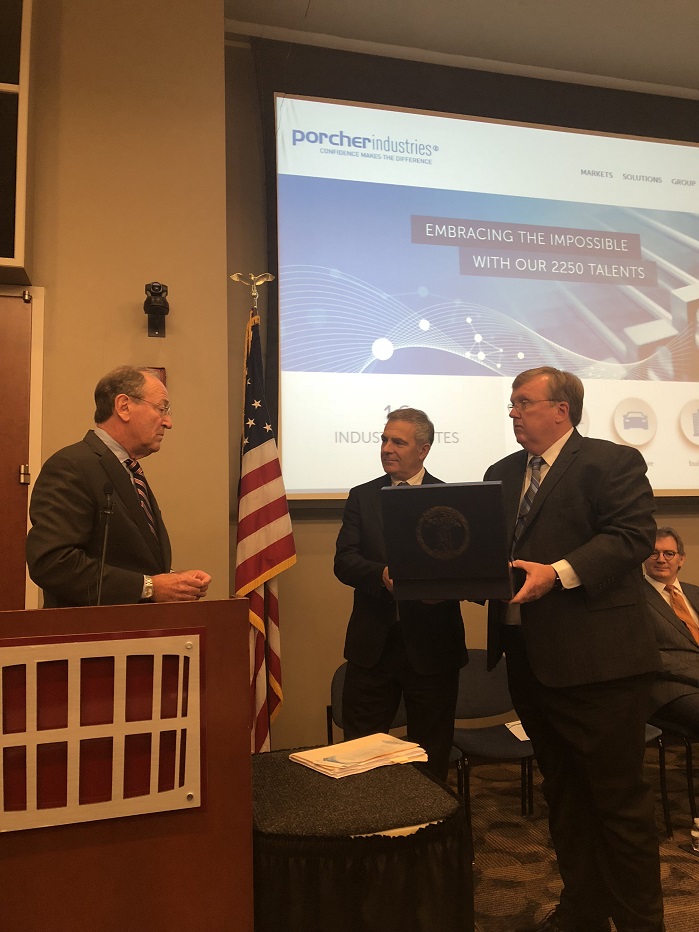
[
  {"x1": 612, "y1": 398, "x2": 656, "y2": 446},
  {"x1": 678, "y1": 399, "x2": 699, "y2": 446}
]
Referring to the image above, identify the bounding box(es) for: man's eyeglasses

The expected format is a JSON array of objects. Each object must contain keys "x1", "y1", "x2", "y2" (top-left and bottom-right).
[
  {"x1": 507, "y1": 398, "x2": 557, "y2": 413},
  {"x1": 129, "y1": 396, "x2": 172, "y2": 418},
  {"x1": 649, "y1": 550, "x2": 679, "y2": 560}
]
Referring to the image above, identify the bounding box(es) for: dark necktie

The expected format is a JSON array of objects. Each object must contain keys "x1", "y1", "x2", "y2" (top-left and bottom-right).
[
  {"x1": 512, "y1": 455, "x2": 544, "y2": 551},
  {"x1": 664, "y1": 585, "x2": 699, "y2": 645},
  {"x1": 125, "y1": 458, "x2": 157, "y2": 537}
]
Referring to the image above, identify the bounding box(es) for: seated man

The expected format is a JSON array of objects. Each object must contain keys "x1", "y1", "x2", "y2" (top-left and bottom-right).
[{"x1": 643, "y1": 525, "x2": 699, "y2": 731}]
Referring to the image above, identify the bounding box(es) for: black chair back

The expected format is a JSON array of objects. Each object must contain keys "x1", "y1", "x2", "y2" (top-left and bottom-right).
[
  {"x1": 327, "y1": 661, "x2": 407, "y2": 742},
  {"x1": 455, "y1": 649, "x2": 515, "y2": 719}
]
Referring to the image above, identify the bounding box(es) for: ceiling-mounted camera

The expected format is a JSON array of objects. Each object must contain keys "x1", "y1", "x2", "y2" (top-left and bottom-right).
[{"x1": 144, "y1": 281, "x2": 169, "y2": 338}]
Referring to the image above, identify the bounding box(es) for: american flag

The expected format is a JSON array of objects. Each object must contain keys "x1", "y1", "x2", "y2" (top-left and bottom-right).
[{"x1": 235, "y1": 312, "x2": 296, "y2": 753}]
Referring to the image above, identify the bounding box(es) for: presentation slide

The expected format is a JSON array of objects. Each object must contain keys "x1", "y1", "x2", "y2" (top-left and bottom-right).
[{"x1": 275, "y1": 94, "x2": 699, "y2": 497}]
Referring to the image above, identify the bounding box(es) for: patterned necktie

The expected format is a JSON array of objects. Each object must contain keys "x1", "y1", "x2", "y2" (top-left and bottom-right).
[
  {"x1": 125, "y1": 458, "x2": 158, "y2": 537},
  {"x1": 664, "y1": 585, "x2": 699, "y2": 645},
  {"x1": 512, "y1": 455, "x2": 545, "y2": 551}
]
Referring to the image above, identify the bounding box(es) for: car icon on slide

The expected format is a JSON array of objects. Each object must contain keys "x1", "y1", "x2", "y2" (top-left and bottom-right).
[{"x1": 623, "y1": 411, "x2": 649, "y2": 430}]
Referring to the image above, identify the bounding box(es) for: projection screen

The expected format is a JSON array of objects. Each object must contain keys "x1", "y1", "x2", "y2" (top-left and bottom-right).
[{"x1": 275, "y1": 93, "x2": 699, "y2": 498}]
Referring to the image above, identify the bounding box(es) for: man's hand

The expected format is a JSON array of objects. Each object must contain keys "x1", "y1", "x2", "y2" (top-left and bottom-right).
[
  {"x1": 509, "y1": 560, "x2": 557, "y2": 604},
  {"x1": 152, "y1": 570, "x2": 212, "y2": 602},
  {"x1": 382, "y1": 566, "x2": 394, "y2": 593}
]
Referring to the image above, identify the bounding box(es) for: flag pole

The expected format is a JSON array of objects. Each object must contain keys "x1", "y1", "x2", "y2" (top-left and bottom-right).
[
  {"x1": 230, "y1": 271, "x2": 274, "y2": 312},
  {"x1": 231, "y1": 271, "x2": 296, "y2": 753},
  {"x1": 231, "y1": 273, "x2": 271, "y2": 436}
]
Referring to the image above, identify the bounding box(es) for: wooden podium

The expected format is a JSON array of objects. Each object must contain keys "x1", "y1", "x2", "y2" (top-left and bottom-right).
[{"x1": 0, "y1": 599, "x2": 253, "y2": 932}]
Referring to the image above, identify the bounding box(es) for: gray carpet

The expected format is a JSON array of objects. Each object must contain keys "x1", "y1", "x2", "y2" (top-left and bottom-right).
[{"x1": 456, "y1": 744, "x2": 699, "y2": 931}]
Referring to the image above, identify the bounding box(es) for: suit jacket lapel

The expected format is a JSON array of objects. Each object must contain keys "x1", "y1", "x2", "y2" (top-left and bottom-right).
[
  {"x1": 682, "y1": 583, "x2": 699, "y2": 619},
  {"x1": 645, "y1": 580, "x2": 699, "y2": 646},
  {"x1": 85, "y1": 431, "x2": 165, "y2": 568},
  {"x1": 369, "y1": 474, "x2": 391, "y2": 528},
  {"x1": 131, "y1": 473, "x2": 166, "y2": 566},
  {"x1": 502, "y1": 451, "x2": 528, "y2": 541},
  {"x1": 85, "y1": 432, "x2": 139, "y2": 527},
  {"x1": 516, "y1": 430, "x2": 581, "y2": 540}
]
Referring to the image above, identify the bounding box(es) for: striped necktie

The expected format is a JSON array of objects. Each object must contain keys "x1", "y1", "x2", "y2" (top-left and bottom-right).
[
  {"x1": 512, "y1": 455, "x2": 544, "y2": 551},
  {"x1": 125, "y1": 458, "x2": 158, "y2": 537},
  {"x1": 665, "y1": 585, "x2": 699, "y2": 645}
]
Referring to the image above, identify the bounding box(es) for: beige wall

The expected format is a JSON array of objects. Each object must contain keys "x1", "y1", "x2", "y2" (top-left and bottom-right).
[{"x1": 29, "y1": 0, "x2": 231, "y2": 597}]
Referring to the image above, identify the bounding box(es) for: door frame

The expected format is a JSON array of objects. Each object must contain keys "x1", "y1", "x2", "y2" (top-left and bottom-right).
[{"x1": 1, "y1": 284, "x2": 44, "y2": 608}]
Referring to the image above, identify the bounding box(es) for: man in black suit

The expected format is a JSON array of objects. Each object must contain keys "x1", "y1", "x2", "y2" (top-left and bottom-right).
[
  {"x1": 27, "y1": 365, "x2": 211, "y2": 607},
  {"x1": 334, "y1": 407, "x2": 466, "y2": 780},
  {"x1": 485, "y1": 367, "x2": 663, "y2": 932},
  {"x1": 643, "y1": 526, "x2": 699, "y2": 730}
]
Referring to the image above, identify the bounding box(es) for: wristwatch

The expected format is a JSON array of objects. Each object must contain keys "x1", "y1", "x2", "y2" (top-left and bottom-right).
[
  {"x1": 143, "y1": 575, "x2": 154, "y2": 601},
  {"x1": 552, "y1": 569, "x2": 563, "y2": 591}
]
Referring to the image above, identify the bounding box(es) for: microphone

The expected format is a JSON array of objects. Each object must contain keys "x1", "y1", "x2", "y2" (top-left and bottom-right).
[{"x1": 97, "y1": 483, "x2": 114, "y2": 606}]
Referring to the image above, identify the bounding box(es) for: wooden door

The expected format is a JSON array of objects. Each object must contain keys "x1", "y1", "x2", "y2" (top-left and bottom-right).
[{"x1": 0, "y1": 292, "x2": 31, "y2": 608}]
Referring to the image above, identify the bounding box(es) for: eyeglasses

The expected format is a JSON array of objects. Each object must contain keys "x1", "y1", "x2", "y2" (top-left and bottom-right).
[
  {"x1": 129, "y1": 395, "x2": 172, "y2": 418},
  {"x1": 507, "y1": 398, "x2": 557, "y2": 413},
  {"x1": 649, "y1": 550, "x2": 679, "y2": 560}
]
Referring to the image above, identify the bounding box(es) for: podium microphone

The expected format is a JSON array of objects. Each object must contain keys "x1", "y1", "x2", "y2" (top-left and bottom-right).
[{"x1": 97, "y1": 483, "x2": 114, "y2": 606}]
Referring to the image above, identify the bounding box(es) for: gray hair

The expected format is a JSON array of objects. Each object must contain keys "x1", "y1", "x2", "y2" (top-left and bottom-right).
[
  {"x1": 94, "y1": 366, "x2": 152, "y2": 423},
  {"x1": 655, "y1": 526, "x2": 685, "y2": 556},
  {"x1": 385, "y1": 407, "x2": 434, "y2": 446}
]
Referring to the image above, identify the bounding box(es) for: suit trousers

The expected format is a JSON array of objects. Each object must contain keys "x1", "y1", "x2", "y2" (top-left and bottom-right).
[
  {"x1": 503, "y1": 627, "x2": 663, "y2": 932},
  {"x1": 342, "y1": 623, "x2": 459, "y2": 782}
]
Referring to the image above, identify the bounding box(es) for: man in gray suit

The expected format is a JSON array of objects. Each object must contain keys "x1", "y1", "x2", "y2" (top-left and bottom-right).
[
  {"x1": 27, "y1": 365, "x2": 211, "y2": 607},
  {"x1": 643, "y1": 526, "x2": 699, "y2": 730},
  {"x1": 485, "y1": 367, "x2": 663, "y2": 932}
]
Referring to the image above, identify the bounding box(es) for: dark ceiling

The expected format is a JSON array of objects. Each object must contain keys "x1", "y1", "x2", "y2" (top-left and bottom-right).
[{"x1": 224, "y1": 0, "x2": 699, "y2": 98}]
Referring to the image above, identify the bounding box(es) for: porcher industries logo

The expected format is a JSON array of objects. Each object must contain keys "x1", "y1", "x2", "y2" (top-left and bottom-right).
[{"x1": 291, "y1": 127, "x2": 438, "y2": 163}]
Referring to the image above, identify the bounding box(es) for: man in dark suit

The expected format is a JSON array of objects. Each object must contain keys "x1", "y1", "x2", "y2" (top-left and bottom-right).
[
  {"x1": 334, "y1": 407, "x2": 466, "y2": 780},
  {"x1": 643, "y1": 526, "x2": 699, "y2": 729},
  {"x1": 27, "y1": 365, "x2": 211, "y2": 607},
  {"x1": 484, "y1": 367, "x2": 663, "y2": 932}
]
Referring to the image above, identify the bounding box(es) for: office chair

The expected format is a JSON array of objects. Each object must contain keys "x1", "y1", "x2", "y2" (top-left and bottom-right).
[
  {"x1": 326, "y1": 661, "x2": 465, "y2": 788},
  {"x1": 644, "y1": 723, "x2": 673, "y2": 839},
  {"x1": 451, "y1": 650, "x2": 535, "y2": 830},
  {"x1": 648, "y1": 714, "x2": 699, "y2": 827},
  {"x1": 326, "y1": 661, "x2": 407, "y2": 744}
]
